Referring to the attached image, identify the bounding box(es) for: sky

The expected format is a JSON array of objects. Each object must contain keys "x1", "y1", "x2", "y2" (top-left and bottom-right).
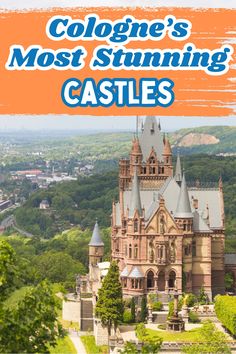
[
  {"x1": 1, "y1": 0, "x2": 235, "y2": 131},
  {"x1": 0, "y1": 115, "x2": 236, "y2": 132}
]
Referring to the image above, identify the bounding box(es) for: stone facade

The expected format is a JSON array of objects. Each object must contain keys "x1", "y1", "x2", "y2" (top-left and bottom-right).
[{"x1": 111, "y1": 116, "x2": 225, "y2": 300}]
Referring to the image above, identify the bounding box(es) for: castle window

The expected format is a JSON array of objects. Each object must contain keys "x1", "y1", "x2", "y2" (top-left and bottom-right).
[
  {"x1": 129, "y1": 244, "x2": 132, "y2": 258},
  {"x1": 149, "y1": 156, "x2": 155, "y2": 164},
  {"x1": 134, "y1": 244, "x2": 138, "y2": 259},
  {"x1": 95, "y1": 247, "x2": 98, "y2": 254},
  {"x1": 149, "y1": 167, "x2": 156, "y2": 174},
  {"x1": 123, "y1": 278, "x2": 127, "y2": 287},
  {"x1": 166, "y1": 157, "x2": 169, "y2": 164},
  {"x1": 131, "y1": 279, "x2": 135, "y2": 288},
  {"x1": 147, "y1": 270, "x2": 154, "y2": 288},
  {"x1": 135, "y1": 156, "x2": 139, "y2": 163},
  {"x1": 142, "y1": 167, "x2": 147, "y2": 174},
  {"x1": 192, "y1": 240, "x2": 196, "y2": 257},
  {"x1": 184, "y1": 246, "x2": 188, "y2": 256},
  {"x1": 125, "y1": 244, "x2": 127, "y2": 256},
  {"x1": 134, "y1": 219, "x2": 138, "y2": 233}
]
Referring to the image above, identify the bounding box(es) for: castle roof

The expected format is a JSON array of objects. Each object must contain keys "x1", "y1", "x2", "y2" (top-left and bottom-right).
[
  {"x1": 193, "y1": 210, "x2": 212, "y2": 233},
  {"x1": 128, "y1": 168, "x2": 142, "y2": 217},
  {"x1": 120, "y1": 266, "x2": 129, "y2": 277},
  {"x1": 128, "y1": 266, "x2": 144, "y2": 278},
  {"x1": 89, "y1": 221, "x2": 104, "y2": 246},
  {"x1": 175, "y1": 153, "x2": 182, "y2": 183},
  {"x1": 139, "y1": 116, "x2": 164, "y2": 161},
  {"x1": 175, "y1": 173, "x2": 193, "y2": 219}
]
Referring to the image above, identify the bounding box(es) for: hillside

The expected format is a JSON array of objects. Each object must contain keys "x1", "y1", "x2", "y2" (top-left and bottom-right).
[{"x1": 170, "y1": 126, "x2": 236, "y2": 155}]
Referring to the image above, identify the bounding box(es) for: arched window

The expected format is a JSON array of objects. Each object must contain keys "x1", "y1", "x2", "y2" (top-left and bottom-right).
[
  {"x1": 134, "y1": 244, "x2": 138, "y2": 259},
  {"x1": 129, "y1": 244, "x2": 132, "y2": 258},
  {"x1": 147, "y1": 270, "x2": 154, "y2": 288},
  {"x1": 134, "y1": 219, "x2": 138, "y2": 233},
  {"x1": 142, "y1": 167, "x2": 147, "y2": 174},
  {"x1": 149, "y1": 156, "x2": 155, "y2": 164},
  {"x1": 168, "y1": 270, "x2": 176, "y2": 288}
]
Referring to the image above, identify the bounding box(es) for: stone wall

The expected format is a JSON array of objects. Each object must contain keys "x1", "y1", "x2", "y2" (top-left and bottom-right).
[{"x1": 62, "y1": 297, "x2": 81, "y2": 323}]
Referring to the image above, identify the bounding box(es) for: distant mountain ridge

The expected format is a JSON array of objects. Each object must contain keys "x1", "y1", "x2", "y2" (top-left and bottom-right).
[{"x1": 169, "y1": 126, "x2": 236, "y2": 155}]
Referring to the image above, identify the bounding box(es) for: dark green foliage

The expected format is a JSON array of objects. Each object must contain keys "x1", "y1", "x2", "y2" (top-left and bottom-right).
[
  {"x1": 215, "y1": 295, "x2": 236, "y2": 336},
  {"x1": 185, "y1": 293, "x2": 197, "y2": 307},
  {"x1": 140, "y1": 296, "x2": 148, "y2": 323},
  {"x1": 225, "y1": 272, "x2": 234, "y2": 291},
  {"x1": 95, "y1": 261, "x2": 124, "y2": 335},
  {"x1": 131, "y1": 297, "x2": 136, "y2": 323},
  {"x1": 188, "y1": 311, "x2": 200, "y2": 323},
  {"x1": 168, "y1": 298, "x2": 183, "y2": 319},
  {"x1": 182, "y1": 320, "x2": 230, "y2": 354},
  {"x1": 15, "y1": 172, "x2": 118, "y2": 237}
]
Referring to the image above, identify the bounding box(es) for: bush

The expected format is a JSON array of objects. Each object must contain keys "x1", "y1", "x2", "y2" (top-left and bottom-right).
[
  {"x1": 152, "y1": 301, "x2": 163, "y2": 311},
  {"x1": 185, "y1": 293, "x2": 197, "y2": 307},
  {"x1": 123, "y1": 309, "x2": 132, "y2": 324},
  {"x1": 157, "y1": 324, "x2": 166, "y2": 330},
  {"x1": 198, "y1": 287, "x2": 209, "y2": 305},
  {"x1": 189, "y1": 311, "x2": 200, "y2": 323},
  {"x1": 215, "y1": 295, "x2": 236, "y2": 336}
]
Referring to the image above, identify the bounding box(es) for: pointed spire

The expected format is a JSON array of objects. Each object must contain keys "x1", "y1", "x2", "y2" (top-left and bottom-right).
[
  {"x1": 175, "y1": 153, "x2": 182, "y2": 183},
  {"x1": 163, "y1": 135, "x2": 172, "y2": 155},
  {"x1": 175, "y1": 172, "x2": 193, "y2": 218},
  {"x1": 129, "y1": 168, "x2": 142, "y2": 217},
  {"x1": 89, "y1": 221, "x2": 104, "y2": 246},
  {"x1": 158, "y1": 119, "x2": 161, "y2": 130}
]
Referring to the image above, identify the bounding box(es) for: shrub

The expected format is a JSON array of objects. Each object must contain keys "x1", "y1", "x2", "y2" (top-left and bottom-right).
[
  {"x1": 123, "y1": 309, "x2": 132, "y2": 324},
  {"x1": 185, "y1": 293, "x2": 197, "y2": 307},
  {"x1": 140, "y1": 296, "x2": 148, "y2": 322},
  {"x1": 198, "y1": 287, "x2": 209, "y2": 305},
  {"x1": 157, "y1": 324, "x2": 166, "y2": 330},
  {"x1": 130, "y1": 297, "x2": 136, "y2": 323},
  {"x1": 215, "y1": 295, "x2": 236, "y2": 336},
  {"x1": 189, "y1": 311, "x2": 200, "y2": 323},
  {"x1": 152, "y1": 301, "x2": 163, "y2": 311}
]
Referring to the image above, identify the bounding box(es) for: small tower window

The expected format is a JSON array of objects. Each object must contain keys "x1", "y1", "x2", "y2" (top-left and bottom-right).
[
  {"x1": 134, "y1": 244, "x2": 138, "y2": 259},
  {"x1": 192, "y1": 240, "x2": 196, "y2": 257},
  {"x1": 150, "y1": 157, "x2": 155, "y2": 164},
  {"x1": 129, "y1": 244, "x2": 132, "y2": 258},
  {"x1": 134, "y1": 219, "x2": 138, "y2": 233}
]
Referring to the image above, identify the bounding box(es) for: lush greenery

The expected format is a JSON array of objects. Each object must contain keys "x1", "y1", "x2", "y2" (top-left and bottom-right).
[
  {"x1": 140, "y1": 296, "x2": 148, "y2": 322},
  {"x1": 0, "y1": 240, "x2": 63, "y2": 352},
  {"x1": 80, "y1": 335, "x2": 108, "y2": 354},
  {"x1": 215, "y1": 295, "x2": 236, "y2": 336},
  {"x1": 95, "y1": 261, "x2": 124, "y2": 335},
  {"x1": 10, "y1": 154, "x2": 236, "y2": 249},
  {"x1": 182, "y1": 320, "x2": 230, "y2": 353},
  {"x1": 121, "y1": 323, "x2": 162, "y2": 354},
  {"x1": 0, "y1": 227, "x2": 110, "y2": 290},
  {"x1": 48, "y1": 336, "x2": 76, "y2": 354}
]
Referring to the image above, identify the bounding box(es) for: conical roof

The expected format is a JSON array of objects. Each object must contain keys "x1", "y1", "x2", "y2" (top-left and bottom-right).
[
  {"x1": 129, "y1": 168, "x2": 142, "y2": 217},
  {"x1": 89, "y1": 221, "x2": 104, "y2": 246},
  {"x1": 163, "y1": 135, "x2": 172, "y2": 155},
  {"x1": 175, "y1": 172, "x2": 193, "y2": 218},
  {"x1": 175, "y1": 153, "x2": 182, "y2": 183},
  {"x1": 139, "y1": 116, "x2": 164, "y2": 161}
]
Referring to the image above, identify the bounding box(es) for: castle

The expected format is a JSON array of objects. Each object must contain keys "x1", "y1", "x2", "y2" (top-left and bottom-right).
[{"x1": 107, "y1": 116, "x2": 225, "y2": 300}]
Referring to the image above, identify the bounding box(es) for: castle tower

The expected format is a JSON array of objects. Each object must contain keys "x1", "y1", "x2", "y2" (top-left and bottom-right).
[
  {"x1": 129, "y1": 167, "x2": 142, "y2": 217},
  {"x1": 89, "y1": 221, "x2": 104, "y2": 266},
  {"x1": 130, "y1": 137, "x2": 142, "y2": 176},
  {"x1": 162, "y1": 134, "x2": 173, "y2": 177},
  {"x1": 175, "y1": 172, "x2": 193, "y2": 227},
  {"x1": 175, "y1": 153, "x2": 182, "y2": 185}
]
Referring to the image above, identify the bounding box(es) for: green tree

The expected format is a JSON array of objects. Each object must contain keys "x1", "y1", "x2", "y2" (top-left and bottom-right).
[
  {"x1": 182, "y1": 320, "x2": 230, "y2": 354},
  {"x1": 131, "y1": 297, "x2": 136, "y2": 323},
  {"x1": 0, "y1": 241, "x2": 63, "y2": 353},
  {"x1": 140, "y1": 296, "x2": 148, "y2": 323},
  {"x1": 95, "y1": 261, "x2": 124, "y2": 335}
]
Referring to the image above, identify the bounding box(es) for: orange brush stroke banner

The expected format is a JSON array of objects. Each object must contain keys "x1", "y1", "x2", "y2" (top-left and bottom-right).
[{"x1": 0, "y1": 7, "x2": 235, "y2": 116}]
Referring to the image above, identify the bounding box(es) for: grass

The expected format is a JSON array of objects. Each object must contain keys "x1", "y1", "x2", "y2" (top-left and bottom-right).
[
  {"x1": 49, "y1": 336, "x2": 77, "y2": 354},
  {"x1": 146, "y1": 327, "x2": 203, "y2": 342},
  {"x1": 81, "y1": 335, "x2": 108, "y2": 354}
]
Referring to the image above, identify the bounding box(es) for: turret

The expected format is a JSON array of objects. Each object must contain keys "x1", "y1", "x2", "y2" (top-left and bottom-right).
[
  {"x1": 175, "y1": 153, "x2": 182, "y2": 185},
  {"x1": 89, "y1": 221, "x2": 104, "y2": 266},
  {"x1": 175, "y1": 172, "x2": 193, "y2": 232},
  {"x1": 130, "y1": 137, "x2": 142, "y2": 175},
  {"x1": 128, "y1": 168, "x2": 142, "y2": 218},
  {"x1": 163, "y1": 134, "x2": 172, "y2": 165}
]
